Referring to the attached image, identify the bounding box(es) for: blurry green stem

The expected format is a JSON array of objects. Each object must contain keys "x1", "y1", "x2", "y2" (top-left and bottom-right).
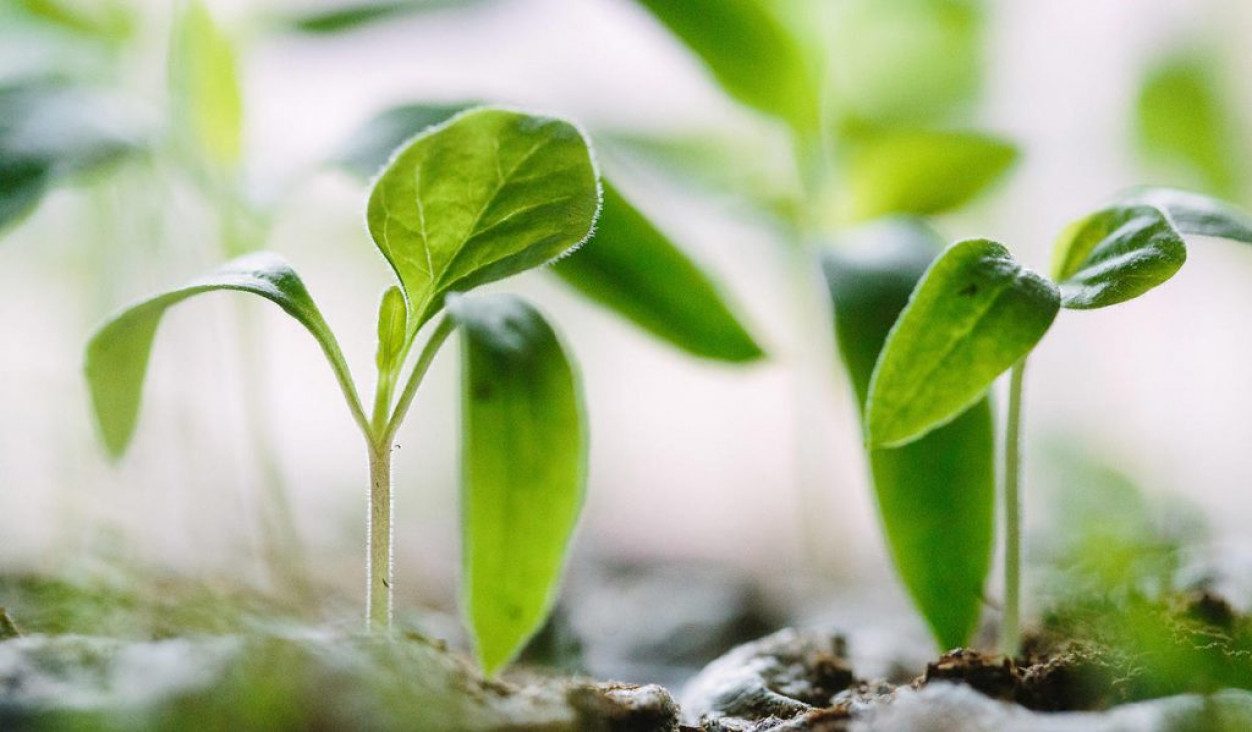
[{"x1": 1002, "y1": 359, "x2": 1026, "y2": 658}]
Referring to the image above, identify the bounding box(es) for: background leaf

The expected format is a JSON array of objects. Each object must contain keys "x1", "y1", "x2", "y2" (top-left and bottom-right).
[
  {"x1": 448, "y1": 293, "x2": 585, "y2": 676},
  {"x1": 867, "y1": 238, "x2": 1059, "y2": 448},
  {"x1": 85, "y1": 253, "x2": 356, "y2": 457},
  {"x1": 367, "y1": 108, "x2": 600, "y2": 332},
  {"x1": 170, "y1": 0, "x2": 243, "y2": 168},
  {"x1": 14, "y1": 0, "x2": 134, "y2": 41},
  {"x1": 836, "y1": 129, "x2": 1017, "y2": 222},
  {"x1": 823, "y1": 219, "x2": 994, "y2": 650},
  {"x1": 1051, "y1": 204, "x2": 1186, "y2": 309},
  {"x1": 553, "y1": 181, "x2": 763, "y2": 362},
  {"x1": 280, "y1": 0, "x2": 493, "y2": 34},
  {"x1": 1123, "y1": 187, "x2": 1252, "y2": 244},
  {"x1": 335, "y1": 102, "x2": 476, "y2": 178}
]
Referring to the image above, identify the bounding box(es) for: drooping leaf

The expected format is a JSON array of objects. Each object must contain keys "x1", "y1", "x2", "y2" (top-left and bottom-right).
[
  {"x1": 836, "y1": 129, "x2": 1017, "y2": 222},
  {"x1": 86, "y1": 252, "x2": 358, "y2": 457},
  {"x1": 867, "y1": 239, "x2": 1059, "y2": 448},
  {"x1": 282, "y1": 0, "x2": 492, "y2": 33},
  {"x1": 170, "y1": 0, "x2": 243, "y2": 168},
  {"x1": 448, "y1": 293, "x2": 585, "y2": 676},
  {"x1": 366, "y1": 108, "x2": 600, "y2": 334},
  {"x1": 823, "y1": 219, "x2": 994, "y2": 650},
  {"x1": 631, "y1": 0, "x2": 818, "y2": 132},
  {"x1": 553, "y1": 181, "x2": 763, "y2": 362},
  {"x1": 335, "y1": 102, "x2": 476, "y2": 178},
  {"x1": 1135, "y1": 52, "x2": 1243, "y2": 198},
  {"x1": 1051, "y1": 204, "x2": 1186, "y2": 310},
  {"x1": 1122, "y1": 187, "x2": 1252, "y2": 244}
]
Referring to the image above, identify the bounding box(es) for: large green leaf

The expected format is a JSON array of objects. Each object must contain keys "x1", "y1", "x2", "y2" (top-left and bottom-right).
[
  {"x1": 1135, "y1": 52, "x2": 1243, "y2": 198},
  {"x1": 867, "y1": 239, "x2": 1059, "y2": 448},
  {"x1": 85, "y1": 252, "x2": 359, "y2": 457},
  {"x1": 837, "y1": 129, "x2": 1017, "y2": 222},
  {"x1": 366, "y1": 108, "x2": 600, "y2": 334},
  {"x1": 553, "y1": 181, "x2": 763, "y2": 362},
  {"x1": 632, "y1": 0, "x2": 817, "y2": 132},
  {"x1": 448, "y1": 293, "x2": 585, "y2": 676},
  {"x1": 1123, "y1": 187, "x2": 1252, "y2": 244},
  {"x1": 823, "y1": 219, "x2": 994, "y2": 650},
  {"x1": 170, "y1": 0, "x2": 243, "y2": 168},
  {"x1": 1051, "y1": 204, "x2": 1186, "y2": 310}
]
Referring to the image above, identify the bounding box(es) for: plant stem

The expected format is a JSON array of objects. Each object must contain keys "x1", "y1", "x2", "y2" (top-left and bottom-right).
[
  {"x1": 1002, "y1": 359, "x2": 1027, "y2": 658},
  {"x1": 366, "y1": 440, "x2": 393, "y2": 631}
]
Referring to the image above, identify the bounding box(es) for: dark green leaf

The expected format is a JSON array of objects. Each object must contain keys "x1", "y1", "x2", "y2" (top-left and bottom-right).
[
  {"x1": 335, "y1": 102, "x2": 475, "y2": 178},
  {"x1": 448, "y1": 293, "x2": 585, "y2": 676},
  {"x1": 867, "y1": 239, "x2": 1059, "y2": 448},
  {"x1": 837, "y1": 129, "x2": 1017, "y2": 222},
  {"x1": 170, "y1": 0, "x2": 243, "y2": 167},
  {"x1": 1122, "y1": 187, "x2": 1252, "y2": 244},
  {"x1": 366, "y1": 108, "x2": 601, "y2": 332},
  {"x1": 632, "y1": 0, "x2": 817, "y2": 131},
  {"x1": 553, "y1": 181, "x2": 763, "y2": 362},
  {"x1": 823, "y1": 219, "x2": 994, "y2": 650},
  {"x1": 283, "y1": 0, "x2": 492, "y2": 34},
  {"x1": 85, "y1": 252, "x2": 358, "y2": 457},
  {"x1": 1051, "y1": 204, "x2": 1186, "y2": 309}
]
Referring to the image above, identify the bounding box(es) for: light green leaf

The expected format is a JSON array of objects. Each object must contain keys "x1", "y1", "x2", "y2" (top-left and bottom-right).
[
  {"x1": 553, "y1": 181, "x2": 763, "y2": 362},
  {"x1": 867, "y1": 239, "x2": 1059, "y2": 448},
  {"x1": 334, "y1": 102, "x2": 476, "y2": 178},
  {"x1": 374, "y1": 285, "x2": 408, "y2": 376},
  {"x1": 823, "y1": 219, "x2": 994, "y2": 650},
  {"x1": 1135, "y1": 52, "x2": 1243, "y2": 198},
  {"x1": 171, "y1": 0, "x2": 243, "y2": 167},
  {"x1": 448, "y1": 293, "x2": 585, "y2": 676},
  {"x1": 86, "y1": 252, "x2": 359, "y2": 457},
  {"x1": 836, "y1": 129, "x2": 1017, "y2": 222},
  {"x1": 367, "y1": 108, "x2": 600, "y2": 333},
  {"x1": 1051, "y1": 204, "x2": 1186, "y2": 310},
  {"x1": 632, "y1": 0, "x2": 817, "y2": 131},
  {"x1": 16, "y1": 0, "x2": 133, "y2": 40},
  {"x1": 1122, "y1": 187, "x2": 1252, "y2": 244}
]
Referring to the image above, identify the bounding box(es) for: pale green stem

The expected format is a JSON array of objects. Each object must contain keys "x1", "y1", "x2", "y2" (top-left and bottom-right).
[{"x1": 1002, "y1": 360, "x2": 1027, "y2": 658}]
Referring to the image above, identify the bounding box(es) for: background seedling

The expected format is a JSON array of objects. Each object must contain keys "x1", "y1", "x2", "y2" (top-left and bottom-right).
[
  {"x1": 85, "y1": 107, "x2": 601, "y2": 675},
  {"x1": 866, "y1": 188, "x2": 1252, "y2": 655}
]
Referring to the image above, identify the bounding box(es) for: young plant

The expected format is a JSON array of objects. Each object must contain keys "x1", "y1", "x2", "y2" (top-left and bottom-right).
[
  {"x1": 84, "y1": 107, "x2": 601, "y2": 675},
  {"x1": 865, "y1": 188, "x2": 1252, "y2": 656}
]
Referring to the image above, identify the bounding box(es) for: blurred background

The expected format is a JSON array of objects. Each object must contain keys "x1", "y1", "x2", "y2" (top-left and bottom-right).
[{"x1": 4, "y1": 0, "x2": 1252, "y2": 676}]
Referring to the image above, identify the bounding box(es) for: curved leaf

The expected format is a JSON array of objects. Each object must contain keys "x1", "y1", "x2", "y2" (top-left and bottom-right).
[
  {"x1": 448, "y1": 293, "x2": 585, "y2": 676},
  {"x1": 824, "y1": 219, "x2": 994, "y2": 649},
  {"x1": 85, "y1": 252, "x2": 359, "y2": 457},
  {"x1": 867, "y1": 239, "x2": 1059, "y2": 448},
  {"x1": 1051, "y1": 204, "x2": 1186, "y2": 309},
  {"x1": 366, "y1": 108, "x2": 600, "y2": 333},
  {"x1": 553, "y1": 181, "x2": 763, "y2": 362},
  {"x1": 1122, "y1": 187, "x2": 1252, "y2": 244}
]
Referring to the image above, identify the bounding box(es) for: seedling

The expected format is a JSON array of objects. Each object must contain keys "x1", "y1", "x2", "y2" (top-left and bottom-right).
[
  {"x1": 84, "y1": 107, "x2": 601, "y2": 675},
  {"x1": 865, "y1": 187, "x2": 1252, "y2": 656}
]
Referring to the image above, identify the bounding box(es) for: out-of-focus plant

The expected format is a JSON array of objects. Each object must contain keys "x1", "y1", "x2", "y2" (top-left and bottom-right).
[
  {"x1": 865, "y1": 187, "x2": 1252, "y2": 656},
  {"x1": 85, "y1": 108, "x2": 601, "y2": 675}
]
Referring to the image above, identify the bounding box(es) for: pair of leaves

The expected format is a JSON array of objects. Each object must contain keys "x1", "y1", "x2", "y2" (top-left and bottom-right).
[{"x1": 867, "y1": 189, "x2": 1252, "y2": 450}]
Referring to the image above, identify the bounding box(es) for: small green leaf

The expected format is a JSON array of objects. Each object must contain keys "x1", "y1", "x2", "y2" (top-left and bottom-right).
[
  {"x1": 283, "y1": 0, "x2": 492, "y2": 34},
  {"x1": 867, "y1": 239, "x2": 1059, "y2": 448},
  {"x1": 367, "y1": 108, "x2": 601, "y2": 333},
  {"x1": 553, "y1": 181, "x2": 763, "y2": 362},
  {"x1": 448, "y1": 293, "x2": 585, "y2": 676},
  {"x1": 632, "y1": 0, "x2": 817, "y2": 131},
  {"x1": 86, "y1": 252, "x2": 358, "y2": 457},
  {"x1": 335, "y1": 102, "x2": 476, "y2": 178},
  {"x1": 1051, "y1": 204, "x2": 1186, "y2": 310},
  {"x1": 171, "y1": 0, "x2": 243, "y2": 168},
  {"x1": 823, "y1": 219, "x2": 994, "y2": 650},
  {"x1": 837, "y1": 130, "x2": 1017, "y2": 222},
  {"x1": 375, "y1": 285, "x2": 408, "y2": 376},
  {"x1": 1122, "y1": 187, "x2": 1252, "y2": 244}
]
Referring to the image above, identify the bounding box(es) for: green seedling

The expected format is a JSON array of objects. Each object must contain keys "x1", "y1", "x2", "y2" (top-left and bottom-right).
[
  {"x1": 865, "y1": 187, "x2": 1252, "y2": 656},
  {"x1": 85, "y1": 107, "x2": 601, "y2": 675}
]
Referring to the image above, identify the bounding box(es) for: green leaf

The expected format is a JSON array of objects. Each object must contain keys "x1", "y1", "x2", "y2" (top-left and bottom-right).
[
  {"x1": 1051, "y1": 204, "x2": 1186, "y2": 310},
  {"x1": 632, "y1": 0, "x2": 817, "y2": 131},
  {"x1": 823, "y1": 219, "x2": 994, "y2": 650},
  {"x1": 366, "y1": 108, "x2": 601, "y2": 333},
  {"x1": 335, "y1": 102, "x2": 475, "y2": 178},
  {"x1": 448, "y1": 293, "x2": 585, "y2": 676},
  {"x1": 374, "y1": 285, "x2": 408, "y2": 376},
  {"x1": 867, "y1": 239, "x2": 1059, "y2": 448},
  {"x1": 282, "y1": 0, "x2": 492, "y2": 33},
  {"x1": 553, "y1": 181, "x2": 763, "y2": 362},
  {"x1": 836, "y1": 129, "x2": 1017, "y2": 222},
  {"x1": 1135, "y1": 52, "x2": 1243, "y2": 198},
  {"x1": 16, "y1": 0, "x2": 134, "y2": 40},
  {"x1": 171, "y1": 0, "x2": 243, "y2": 168},
  {"x1": 1122, "y1": 187, "x2": 1252, "y2": 244},
  {"x1": 85, "y1": 252, "x2": 358, "y2": 457}
]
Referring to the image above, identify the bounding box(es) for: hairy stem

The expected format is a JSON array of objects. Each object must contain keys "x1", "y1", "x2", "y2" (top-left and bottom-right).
[
  {"x1": 366, "y1": 440, "x2": 393, "y2": 631},
  {"x1": 1002, "y1": 359, "x2": 1026, "y2": 658}
]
